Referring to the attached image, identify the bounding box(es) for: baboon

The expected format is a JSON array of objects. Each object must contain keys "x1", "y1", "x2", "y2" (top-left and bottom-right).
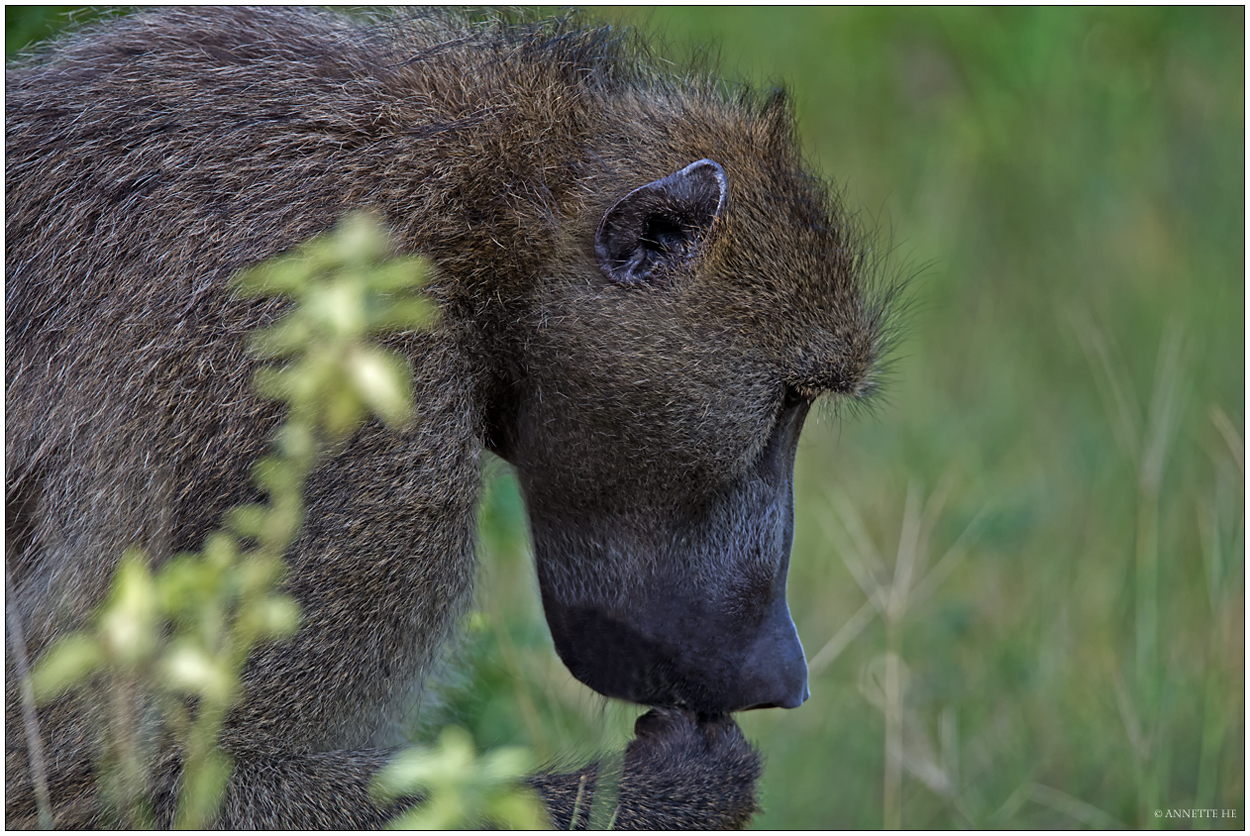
[{"x1": 6, "y1": 7, "x2": 888, "y2": 829}]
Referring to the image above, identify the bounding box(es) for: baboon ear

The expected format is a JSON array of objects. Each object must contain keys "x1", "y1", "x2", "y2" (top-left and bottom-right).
[{"x1": 595, "y1": 159, "x2": 727, "y2": 286}]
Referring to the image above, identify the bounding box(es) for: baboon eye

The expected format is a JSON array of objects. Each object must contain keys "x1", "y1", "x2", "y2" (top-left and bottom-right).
[{"x1": 781, "y1": 385, "x2": 807, "y2": 410}]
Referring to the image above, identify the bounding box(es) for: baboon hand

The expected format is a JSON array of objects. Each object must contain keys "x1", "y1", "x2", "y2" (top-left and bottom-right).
[
  {"x1": 628, "y1": 707, "x2": 755, "y2": 764},
  {"x1": 619, "y1": 708, "x2": 762, "y2": 829},
  {"x1": 530, "y1": 707, "x2": 762, "y2": 829}
]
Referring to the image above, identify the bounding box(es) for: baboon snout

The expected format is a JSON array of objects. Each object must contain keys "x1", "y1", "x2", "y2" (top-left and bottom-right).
[{"x1": 540, "y1": 580, "x2": 809, "y2": 714}]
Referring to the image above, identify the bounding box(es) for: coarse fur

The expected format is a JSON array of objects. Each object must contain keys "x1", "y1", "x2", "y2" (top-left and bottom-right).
[{"x1": 6, "y1": 7, "x2": 891, "y2": 829}]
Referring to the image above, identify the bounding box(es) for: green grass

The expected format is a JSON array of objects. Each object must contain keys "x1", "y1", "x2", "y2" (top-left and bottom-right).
[{"x1": 9, "y1": 7, "x2": 1243, "y2": 829}]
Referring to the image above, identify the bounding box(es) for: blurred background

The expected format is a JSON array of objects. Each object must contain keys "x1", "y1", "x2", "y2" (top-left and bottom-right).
[{"x1": 9, "y1": 6, "x2": 1243, "y2": 829}]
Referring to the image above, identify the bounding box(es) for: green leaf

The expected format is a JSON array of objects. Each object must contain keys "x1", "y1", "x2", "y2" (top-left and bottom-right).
[
  {"x1": 374, "y1": 298, "x2": 438, "y2": 333},
  {"x1": 347, "y1": 348, "x2": 414, "y2": 430},
  {"x1": 225, "y1": 504, "x2": 268, "y2": 540},
  {"x1": 156, "y1": 553, "x2": 226, "y2": 616},
  {"x1": 332, "y1": 212, "x2": 389, "y2": 265},
  {"x1": 251, "y1": 316, "x2": 313, "y2": 359},
  {"x1": 99, "y1": 552, "x2": 160, "y2": 665},
  {"x1": 234, "y1": 257, "x2": 315, "y2": 297},
  {"x1": 253, "y1": 366, "x2": 293, "y2": 402},
  {"x1": 162, "y1": 643, "x2": 234, "y2": 704},
  {"x1": 386, "y1": 795, "x2": 466, "y2": 830},
  {"x1": 367, "y1": 258, "x2": 432, "y2": 293},
  {"x1": 245, "y1": 595, "x2": 301, "y2": 639},
  {"x1": 173, "y1": 749, "x2": 235, "y2": 830},
  {"x1": 375, "y1": 728, "x2": 541, "y2": 830},
  {"x1": 236, "y1": 556, "x2": 288, "y2": 597},
  {"x1": 305, "y1": 281, "x2": 368, "y2": 339},
  {"x1": 274, "y1": 421, "x2": 317, "y2": 464},
  {"x1": 321, "y1": 386, "x2": 369, "y2": 440},
  {"x1": 30, "y1": 634, "x2": 103, "y2": 701},
  {"x1": 485, "y1": 791, "x2": 549, "y2": 830},
  {"x1": 252, "y1": 456, "x2": 301, "y2": 497}
]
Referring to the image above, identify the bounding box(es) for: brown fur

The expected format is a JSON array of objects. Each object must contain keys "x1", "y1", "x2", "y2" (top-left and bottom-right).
[{"x1": 6, "y1": 7, "x2": 888, "y2": 828}]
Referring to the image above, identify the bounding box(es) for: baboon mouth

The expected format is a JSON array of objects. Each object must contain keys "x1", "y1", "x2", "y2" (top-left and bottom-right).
[
  {"x1": 740, "y1": 689, "x2": 809, "y2": 712},
  {"x1": 540, "y1": 595, "x2": 809, "y2": 713}
]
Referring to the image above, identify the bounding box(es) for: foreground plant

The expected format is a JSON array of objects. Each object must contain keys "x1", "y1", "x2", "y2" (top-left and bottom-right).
[{"x1": 27, "y1": 214, "x2": 438, "y2": 828}]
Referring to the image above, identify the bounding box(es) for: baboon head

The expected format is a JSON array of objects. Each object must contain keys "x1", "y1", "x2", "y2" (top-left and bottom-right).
[{"x1": 492, "y1": 150, "x2": 883, "y2": 715}]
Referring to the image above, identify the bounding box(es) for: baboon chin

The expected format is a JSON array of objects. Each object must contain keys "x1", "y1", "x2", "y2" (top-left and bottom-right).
[{"x1": 6, "y1": 7, "x2": 888, "y2": 829}]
